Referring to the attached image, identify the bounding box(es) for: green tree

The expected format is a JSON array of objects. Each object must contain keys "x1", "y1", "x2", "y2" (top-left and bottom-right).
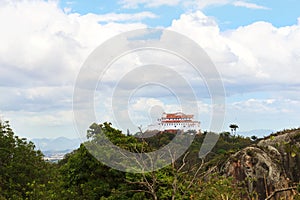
[
  {"x1": 0, "y1": 120, "x2": 54, "y2": 199},
  {"x1": 58, "y1": 144, "x2": 126, "y2": 200},
  {"x1": 191, "y1": 173, "x2": 248, "y2": 200}
]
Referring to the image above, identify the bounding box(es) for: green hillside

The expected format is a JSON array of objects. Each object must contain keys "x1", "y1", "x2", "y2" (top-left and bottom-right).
[{"x1": 1, "y1": 121, "x2": 300, "y2": 200}]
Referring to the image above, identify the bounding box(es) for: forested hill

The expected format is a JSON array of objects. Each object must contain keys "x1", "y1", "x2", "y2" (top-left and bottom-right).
[{"x1": 1, "y1": 120, "x2": 300, "y2": 200}]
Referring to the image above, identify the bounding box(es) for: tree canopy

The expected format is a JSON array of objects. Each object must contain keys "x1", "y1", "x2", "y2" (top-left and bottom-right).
[{"x1": 1, "y1": 120, "x2": 299, "y2": 200}]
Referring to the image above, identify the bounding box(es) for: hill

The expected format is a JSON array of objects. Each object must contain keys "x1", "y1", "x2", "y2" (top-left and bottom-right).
[
  {"x1": 238, "y1": 129, "x2": 274, "y2": 137},
  {"x1": 31, "y1": 137, "x2": 81, "y2": 152},
  {"x1": 1, "y1": 120, "x2": 300, "y2": 199}
]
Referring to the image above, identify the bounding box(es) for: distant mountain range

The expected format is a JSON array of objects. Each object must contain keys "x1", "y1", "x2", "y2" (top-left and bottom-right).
[
  {"x1": 30, "y1": 129, "x2": 274, "y2": 155},
  {"x1": 31, "y1": 137, "x2": 82, "y2": 152},
  {"x1": 238, "y1": 129, "x2": 274, "y2": 138}
]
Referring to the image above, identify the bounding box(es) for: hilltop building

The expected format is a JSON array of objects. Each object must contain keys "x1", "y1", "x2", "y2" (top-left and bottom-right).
[{"x1": 147, "y1": 112, "x2": 201, "y2": 134}]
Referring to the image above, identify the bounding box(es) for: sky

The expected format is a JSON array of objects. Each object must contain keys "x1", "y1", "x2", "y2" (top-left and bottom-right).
[{"x1": 0, "y1": 0, "x2": 300, "y2": 139}]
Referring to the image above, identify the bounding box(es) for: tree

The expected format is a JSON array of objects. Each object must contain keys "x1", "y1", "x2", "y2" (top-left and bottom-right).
[
  {"x1": 59, "y1": 144, "x2": 126, "y2": 200},
  {"x1": 191, "y1": 173, "x2": 248, "y2": 200},
  {"x1": 0, "y1": 120, "x2": 54, "y2": 199},
  {"x1": 251, "y1": 135, "x2": 258, "y2": 141}
]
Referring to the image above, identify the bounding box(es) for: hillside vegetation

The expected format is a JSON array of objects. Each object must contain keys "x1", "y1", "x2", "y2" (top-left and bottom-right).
[{"x1": 1, "y1": 120, "x2": 300, "y2": 199}]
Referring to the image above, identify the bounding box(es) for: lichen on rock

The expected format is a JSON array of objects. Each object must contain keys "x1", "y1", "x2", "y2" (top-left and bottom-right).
[{"x1": 222, "y1": 129, "x2": 300, "y2": 200}]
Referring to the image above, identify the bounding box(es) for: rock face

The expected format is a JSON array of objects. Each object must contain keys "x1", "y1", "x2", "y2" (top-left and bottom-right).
[{"x1": 223, "y1": 129, "x2": 300, "y2": 200}]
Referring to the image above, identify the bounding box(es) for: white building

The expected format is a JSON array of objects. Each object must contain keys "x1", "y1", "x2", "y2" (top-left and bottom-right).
[{"x1": 147, "y1": 112, "x2": 201, "y2": 134}]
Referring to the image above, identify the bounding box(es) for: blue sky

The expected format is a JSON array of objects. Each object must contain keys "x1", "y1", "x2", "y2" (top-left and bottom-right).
[
  {"x1": 0, "y1": 0, "x2": 300, "y2": 139},
  {"x1": 58, "y1": 0, "x2": 300, "y2": 30}
]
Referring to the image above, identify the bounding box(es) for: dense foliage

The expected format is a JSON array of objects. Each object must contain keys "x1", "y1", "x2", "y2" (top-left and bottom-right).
[
  {"x1": 1, "y1": 121, "x2": 299, "y2": 199},
  {"x1": 0, "y1": 120, "x2": 56, "y2": 199}
]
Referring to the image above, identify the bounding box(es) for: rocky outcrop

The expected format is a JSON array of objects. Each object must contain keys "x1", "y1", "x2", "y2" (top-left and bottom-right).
[{"x1": 223, "y1": 129, "x2": 300, "y2": 200}]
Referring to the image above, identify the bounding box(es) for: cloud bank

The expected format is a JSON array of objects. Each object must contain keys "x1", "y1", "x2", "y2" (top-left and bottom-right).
[
  {"x1": 0, "y1": 1, "x2": 299, "y2": 137},
  {"x1": 119, "y1": 0, "x2": 269, "y2": 10}
]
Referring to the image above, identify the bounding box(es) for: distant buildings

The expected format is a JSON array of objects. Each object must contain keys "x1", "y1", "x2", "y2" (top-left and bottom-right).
[
  {"x1": 43, "y1": 153, "x2": 65, "y2": 163},
  {"x1": 147, "y1": 112, "x2": 201, "y2": 134}
]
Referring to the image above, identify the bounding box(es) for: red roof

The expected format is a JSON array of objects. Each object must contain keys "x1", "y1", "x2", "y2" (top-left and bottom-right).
[{"x1": 164, "y1": 113, "x2": 193, "y2": 119}]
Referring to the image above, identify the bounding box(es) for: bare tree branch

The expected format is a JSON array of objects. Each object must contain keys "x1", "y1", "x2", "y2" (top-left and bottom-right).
[
  {"x1": 187, "y1": 158, "x2": 204, "y2": 190},
  {"x1": 177, "y1": 151, "x2": 189, "y2": 172},
  {"x1": 265, "y1": 186, "x2": 297, "y2": 200}
]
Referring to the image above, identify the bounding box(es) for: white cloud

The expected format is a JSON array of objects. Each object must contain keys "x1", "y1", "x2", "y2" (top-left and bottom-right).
[
  {"x1": 130, "y1": 98, "x2": 164, "y2": 112},
  {"x1": 119, "y1": 0, "x2": 180, "y2": 8},
  {"x1": 232, "y1": 98, "x2": 278, "y2": 113},
  {"x1": 1, "y1": 1, "x2": 299, "y2": 137},
  {"x1": 226, "y1": 20, "x2": 300, "y2": 85},
  {"x1": 2, "y1": 109, "x2": 77, "y2": 138},
  {"x1": 224, "y1": 98, "x2": 300, "y2": 131},
  {"x1": 168, "y1": 11, "x2": 300, "y2": 132},
  {"x1": 0, "y1": 0, "x2": 149, "y2": 137},
  {"x1": 232, "y1": 1, "x2": 270, "y2": 10},
  {"x1": 81, "y1": 12, "x2": 157, "y2": 22},
  {"x1": 119, "y1": 0, "x2": 269, "y2": 10},
  {"x1": 183, "y1": 0, "x2": 230, "y2": 9},
  {"x1": 0, "y1": 0, "x2": 149, "y2": 85},
  {"x1": 0, "y1": 1, "x2": 147, "y2": 87},
  {"x1": 170, "y1": 11, "x2": 300, "y2": 90}
]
